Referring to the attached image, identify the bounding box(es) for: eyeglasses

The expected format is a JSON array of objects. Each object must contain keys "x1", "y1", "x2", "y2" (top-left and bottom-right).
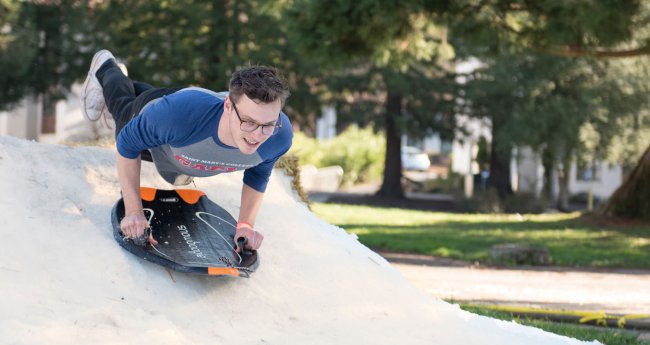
[{"x1": 231, "y1": 101, "x2": 282, "y2": 136}]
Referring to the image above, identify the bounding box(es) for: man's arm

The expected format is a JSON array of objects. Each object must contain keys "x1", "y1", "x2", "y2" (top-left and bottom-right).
[
  {"x1": 239, "y1": 184, "x2": 264, "y2": 226},
  {"x1": 234, "y1": 184, "x2": 265, "y2": 252},
  {"x1": 116, "y1": 153, "x2": 156, "y2": 244}
]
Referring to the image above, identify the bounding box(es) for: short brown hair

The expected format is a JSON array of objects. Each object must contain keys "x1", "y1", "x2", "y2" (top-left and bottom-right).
[{"x1": 228, "y1": 65, "x2": 290, "y2": 106}]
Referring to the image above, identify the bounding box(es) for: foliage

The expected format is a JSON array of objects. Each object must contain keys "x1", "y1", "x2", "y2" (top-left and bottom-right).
[
  {"x1": 457, "y1": 51, "x2": 650, "y2": 204},
  {"x1": 0, "y1": 0, "x2": 95, "y2": 130},
  {"x1": 589, "y1": 57, "x2": 650, "y2": 171},
  {"x1": 503, "y1": 193, "x2": 547, "y2": 214},
  {"x1": 3, "y1": 0, "x2": 650, "y2": 218},
  {"x1": 418, "y1": 171, "x2": 464, "y2": 194},
  {"x1": 0, "y1": 0, "x2": 37, "y2": 110},
  {"x1": 601, "y1": 146, "x2": 650, "y2": 221},
  {"x1": 287, "y1": 2, "x2": 456, "y2": 197},
  {"x1": 455, "y1": 189, "x2": 503, "y2": 214},
  {"x1": 313, "y1": 203, "x2": 650, "y2": 269},
  {"x1": 290, "y1": 126, "x2": 385, "y2": 186},
  {"x1": 456, "y1": 190, "x2": 547, "y2": 214},
  {"x1": 21, "y1": 1, "x2": 91, "y2": 98},
  {"x1": 448, "y1": 0, "x2": 647, "y2": 57},
  {"x1": 93, "y1": 0, "x2": 322, "y2": 128},
  {"x1": 288, "y1": 0, "x2": 650, "y2": 211},
  {"x1": 275, "y1": 155, "x2": 311, "y2": 208}
]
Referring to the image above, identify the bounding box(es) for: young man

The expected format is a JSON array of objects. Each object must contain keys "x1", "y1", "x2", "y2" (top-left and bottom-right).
[{"x1": 81, "y1": 50, "x2": 292, "y2": 252}]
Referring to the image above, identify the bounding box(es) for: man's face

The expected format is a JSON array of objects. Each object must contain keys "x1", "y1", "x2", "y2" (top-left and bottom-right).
[{"x1": 226, "y1": 94, "x2": 282, "y2": 155}]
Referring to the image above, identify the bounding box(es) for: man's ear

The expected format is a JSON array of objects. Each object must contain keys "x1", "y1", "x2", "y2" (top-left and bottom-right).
[{"x1": 224, "y1": 96, "x2": 231, "y2": 112}]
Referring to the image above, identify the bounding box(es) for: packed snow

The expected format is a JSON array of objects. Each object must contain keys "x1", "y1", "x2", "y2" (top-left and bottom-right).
[{"x1": 0, "y1": 136, "x2": 600, "y2": 344}]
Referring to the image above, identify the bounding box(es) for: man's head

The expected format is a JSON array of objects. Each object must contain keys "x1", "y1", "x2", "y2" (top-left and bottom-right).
[
  {"x1": 228, "y1": 65, "x2": 290, "y2": 106},
  {"x1": 223, "y1": 66, "x2": 290, "y2": 155}
]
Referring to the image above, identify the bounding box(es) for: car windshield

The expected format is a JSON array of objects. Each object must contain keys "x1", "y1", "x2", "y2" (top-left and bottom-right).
[{"x1": 403, "y1": 146, "x2": 423, "y2": 155}]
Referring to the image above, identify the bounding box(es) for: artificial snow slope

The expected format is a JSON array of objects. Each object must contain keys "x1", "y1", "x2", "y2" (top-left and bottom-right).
[{"x1": 0, "y1": 136, "x2": 599, "y2": 345}]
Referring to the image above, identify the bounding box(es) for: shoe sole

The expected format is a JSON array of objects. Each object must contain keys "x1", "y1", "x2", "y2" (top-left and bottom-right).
[{"x1": 81, "y1": 50, "x2": 111, "y2": 121}]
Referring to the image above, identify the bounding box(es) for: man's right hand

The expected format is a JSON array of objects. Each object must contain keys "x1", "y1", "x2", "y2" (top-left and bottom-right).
[{"x1": 120, "y1": 211, "x2": 158, "y2": 245}]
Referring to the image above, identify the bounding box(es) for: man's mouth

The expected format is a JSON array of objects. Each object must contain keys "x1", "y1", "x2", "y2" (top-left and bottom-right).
[{"x1": 243, "y1": 138, "x2": 259, "y2": 146}]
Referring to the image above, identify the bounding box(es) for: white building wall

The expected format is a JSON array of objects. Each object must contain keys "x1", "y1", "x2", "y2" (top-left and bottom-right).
[
  {"x1": 451, "y1": 115, "x2": 491, "y2": 175},
  {"x1": 316, "y1": 105, "x2": 337, "y2": 140},
  {"x1": 0, "y1": 84, "x2": 110, "y2": 144},
  {"x1": 422, "y1": 134, "x2": 442, "y2": 154},
  {"x1": 0, "y1": 95, "x2": 42, "y2": 140},
  {"x1": 516, "y1": 147, "x2": 623, "y2": 200},
  {"x1": 515, "y1": 147, "x2": 544, "y2": 197},
  {"x1": 568, "y1": 162, "x2": 623, "y2": 199}
]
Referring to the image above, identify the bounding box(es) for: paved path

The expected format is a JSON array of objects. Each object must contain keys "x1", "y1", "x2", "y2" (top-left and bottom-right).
[{"x1": 383, "y1": 253, "x2": 650, "y2": 315}]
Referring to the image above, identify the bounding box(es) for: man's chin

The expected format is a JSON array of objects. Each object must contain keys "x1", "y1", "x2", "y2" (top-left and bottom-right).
[{"x1": 238, "y1": 140, "x2": 260, "y2": 155}]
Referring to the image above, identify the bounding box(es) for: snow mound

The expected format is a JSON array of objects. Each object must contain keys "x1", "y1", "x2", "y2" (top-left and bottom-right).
[{"x1": 0, "y1": 136, "x2": 599, "y2": 344}]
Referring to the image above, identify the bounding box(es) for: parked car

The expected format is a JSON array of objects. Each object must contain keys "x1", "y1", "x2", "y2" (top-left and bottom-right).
[{"x1": 401, "y1": 146, "x2": 431, "y2": 171}]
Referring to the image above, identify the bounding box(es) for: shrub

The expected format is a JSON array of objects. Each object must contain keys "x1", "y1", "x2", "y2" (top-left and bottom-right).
[
  {"x1": 456, "y1": 189, "x2": 503, "y2": 213},
  {"x1": 290, "y1": 126, "x2": 385, "y2": 186},
  {"x1": 504, "y1": 192, "x2": 547, "y2": 214},
  {"x1": 456, "y1": 190, "x2": 547, "y2": 214},
  {"x1": 419, "y1": 171, "x2": 464, "y2": 194}
]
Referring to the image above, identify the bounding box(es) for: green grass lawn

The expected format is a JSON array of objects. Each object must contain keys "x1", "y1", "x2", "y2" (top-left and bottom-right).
[
  {"x1": 461, "y1": 305, "x2": 647, "y2": 345},
  {"x1": 312, "y1": 203, "x2": 650, "y2": 269}
]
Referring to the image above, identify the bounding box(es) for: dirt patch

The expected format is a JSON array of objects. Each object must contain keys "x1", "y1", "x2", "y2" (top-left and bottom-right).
[{"x1": 581, "y1": 213, "x2": 650, "y2": 228}]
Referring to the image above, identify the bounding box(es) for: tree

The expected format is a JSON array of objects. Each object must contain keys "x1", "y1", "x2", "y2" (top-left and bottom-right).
[
  {"x1": 16, "y1": 0, "x2": 92, "y2": 133},
  {"x1": 93, "y1": 0, "x2": 322, "y2": 129},
  {"x1": 602, "y1": 145, "x2": 650, "y2": 221},
  {"x1": 459, "y1": 50, "x2": 649, "y2": 206},
  {"x1": 0, "y1": 0, "x2": 37, "y2": 111},
  {"x1": 448, "y1": 0, "x2": 650, "y2": 205},
  {"x1": 597, "y1": 57, "x2": 650, "y2": 219},
  {"x1": 287, "y1": 2, "x2": 455, "y2": 198},
  {"x1": 446, "y1": 0, "x2": 648, "y2": 57}
]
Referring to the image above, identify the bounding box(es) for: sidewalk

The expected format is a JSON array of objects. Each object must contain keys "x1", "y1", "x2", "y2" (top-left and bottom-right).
[{"x1": 383, "y1": 252, "x2": 650, "y2": 315}]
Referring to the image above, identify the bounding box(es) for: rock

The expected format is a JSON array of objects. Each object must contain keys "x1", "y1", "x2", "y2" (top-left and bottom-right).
[
  {"x1": 489, "y1": 243, "x2": 551, "y2": 265},
  {"x1": 299, "y1": 165, "x2": 344, "y2": 192}
]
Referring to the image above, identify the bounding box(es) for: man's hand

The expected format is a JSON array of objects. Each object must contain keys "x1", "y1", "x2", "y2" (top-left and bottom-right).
[
  {"x1": 234, "y1": 222, "x2": 263, "y2": 253},
  {"x1": 120, "y1": 210, "x2": 158, "y2": 245}
]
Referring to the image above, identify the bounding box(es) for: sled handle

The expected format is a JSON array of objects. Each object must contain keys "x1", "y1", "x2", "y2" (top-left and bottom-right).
[{"x1": 236, "y1": 237, "x2": 254, "y2": 256}]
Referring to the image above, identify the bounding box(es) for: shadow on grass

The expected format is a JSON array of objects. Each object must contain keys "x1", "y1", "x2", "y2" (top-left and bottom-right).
[
  {"x1": 336, "y1": 216, "x2": 650, "y2": 237},
  {"x1": 334, "y1": 222, "x2": 650, "y2": 269}
]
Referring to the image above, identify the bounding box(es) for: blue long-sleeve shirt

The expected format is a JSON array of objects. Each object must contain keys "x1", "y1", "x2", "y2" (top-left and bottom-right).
[{"x1": 116, "y1": 87, "x2": 292, "y2": 192}]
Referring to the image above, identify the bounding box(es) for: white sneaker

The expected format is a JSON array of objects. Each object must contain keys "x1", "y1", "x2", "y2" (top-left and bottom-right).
[{"x1": 81, "y1": 50, "x2": 115, "y2": 121}]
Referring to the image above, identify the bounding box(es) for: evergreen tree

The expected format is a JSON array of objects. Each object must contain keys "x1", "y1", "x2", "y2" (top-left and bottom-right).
[
  {"x1": 0, "y1": 0, "x2": 37, "y2": 111},
  {"x1": 93, "y1": 0, "x2": 321, "y2": 129},
  {"x1": 22, "y1": 0, "x2": 91, "y2": 133},
  {"x1": 288, "y1": 3, "x2": 455, "y2": 198}
]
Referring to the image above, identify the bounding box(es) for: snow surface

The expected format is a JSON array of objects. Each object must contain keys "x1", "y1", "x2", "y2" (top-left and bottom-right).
[{"x1": 0, "y1": 136, "x2": 600, "y2": 345}]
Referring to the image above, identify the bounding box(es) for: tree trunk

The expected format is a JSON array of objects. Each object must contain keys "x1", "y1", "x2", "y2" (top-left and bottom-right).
[
  {"x1": 206, "y1": 0, "x2": 226, "y2": 88},
  {"x1": 600, "y1": 144, "x2": 650, "y2": 221},
  {"x1": 541, "y1": 148, "x2": 554, "y2": 201},
  {"x1": 488, "y1": 119, "x2": 512, "y2": 199},
  {"x1": 377, "y1": 89, "x2": 404, "y2": 198},
  {"x1": 556, "y1": 156, "x2": 571, "y2": 211},
  {"x1": 41, "y1": 89, "x2": 56, "y2": 134}
]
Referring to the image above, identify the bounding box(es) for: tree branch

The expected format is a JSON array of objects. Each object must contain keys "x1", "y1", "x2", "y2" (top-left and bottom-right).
[{"x1": 547, "y1": 44, "x2": 650, "y2": 58}]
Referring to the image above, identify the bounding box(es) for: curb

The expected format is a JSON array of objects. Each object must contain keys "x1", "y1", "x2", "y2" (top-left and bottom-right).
[{"x1": 465, "y1": 304, "x2": 650, "y2": 330}]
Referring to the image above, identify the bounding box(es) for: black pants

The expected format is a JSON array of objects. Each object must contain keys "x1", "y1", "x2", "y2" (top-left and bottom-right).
[{"x1": 95, "y1": 60, "x2": 180, "y2": 161}]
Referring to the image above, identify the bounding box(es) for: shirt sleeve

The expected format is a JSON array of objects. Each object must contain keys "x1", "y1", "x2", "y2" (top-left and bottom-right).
[
  {"x1": 116, "y1": 90, "x2": 215, "y2": 159},
  {"x1": 243, "y1": 148, "x2": 289, "y2": 192}
]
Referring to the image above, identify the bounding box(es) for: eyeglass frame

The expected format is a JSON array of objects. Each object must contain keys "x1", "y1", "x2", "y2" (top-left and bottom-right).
[{"x1": 230, "y1": 100, "x2": 283, "y2": 136}]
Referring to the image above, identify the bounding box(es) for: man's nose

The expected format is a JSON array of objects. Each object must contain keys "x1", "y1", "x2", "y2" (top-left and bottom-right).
[{"x1": 252, "y1": 126, "x2": 265, "y2": 139}]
